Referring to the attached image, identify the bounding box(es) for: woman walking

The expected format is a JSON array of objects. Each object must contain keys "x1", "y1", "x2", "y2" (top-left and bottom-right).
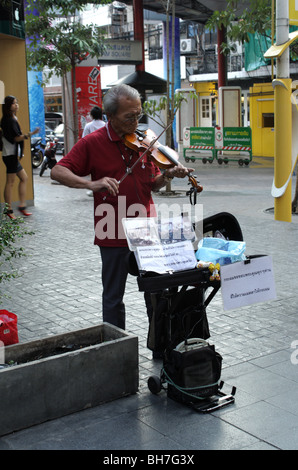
[{"x1": 1, "y1": 95, "x2": 38, "y2": 219}]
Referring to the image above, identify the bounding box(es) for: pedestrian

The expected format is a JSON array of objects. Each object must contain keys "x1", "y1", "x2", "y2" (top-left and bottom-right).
[
  {"x1": 82, "y1": 106, "x2": 106, "y2": 197},
  {"x1": 51, "y1": 84, "x2": 193, "y2": 330},
  {"x1": 1, "y1": 95, "x2": 39, "y2": 219},
  {"x1": 82, "y1": 106, "x2": 105, "y2": 137}
]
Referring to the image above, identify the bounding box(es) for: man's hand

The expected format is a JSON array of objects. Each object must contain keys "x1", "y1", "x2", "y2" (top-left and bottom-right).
[
  {"x1": 166, "y1": 164, "x2": 195, "y2": 179},
  {"x1": 51, "y1": 166, "x2": 120, "y2": 196},
  {"x1": 90, "y1": 177, "x2": 119, "y2": 196}
]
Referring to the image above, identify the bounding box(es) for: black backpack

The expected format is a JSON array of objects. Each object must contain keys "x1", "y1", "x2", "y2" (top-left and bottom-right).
[{"x1": 0, "y1": 128, "x2": 3, "y2": 151}]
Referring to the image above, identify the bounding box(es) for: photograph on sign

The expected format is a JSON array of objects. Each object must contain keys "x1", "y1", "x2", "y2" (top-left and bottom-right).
[
  {"x1": 220, "y1": 256, "x2": 276, "y2": 311},
  {"x1": 122, "y1": 216, "x2": 197, "y2": 273}
]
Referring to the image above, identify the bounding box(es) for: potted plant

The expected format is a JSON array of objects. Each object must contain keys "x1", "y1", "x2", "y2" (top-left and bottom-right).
[
  {"x1": 0, "y1": 207, "x2": 34, "y2": 297},
  {"x1": 0, "y1": 207, "x2": 34, "y2": 345}
]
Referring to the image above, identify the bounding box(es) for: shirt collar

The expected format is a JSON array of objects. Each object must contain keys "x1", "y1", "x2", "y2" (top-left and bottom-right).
[{"x1": 106, "y1": 120, "x2": 122, "y2": 142}]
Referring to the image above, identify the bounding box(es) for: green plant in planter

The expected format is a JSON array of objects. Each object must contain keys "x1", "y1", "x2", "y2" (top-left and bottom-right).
[{"x1": 0, "y1": 207, "x2": 34, "y2": 302}]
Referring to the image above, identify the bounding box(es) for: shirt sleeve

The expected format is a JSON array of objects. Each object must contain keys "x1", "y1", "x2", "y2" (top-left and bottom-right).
[
  {"x1": 57, "y1": 138, "x2": 91, "y2": 177},
  {"x1": 82, "y1": 124, "x2": 90, "y2": 138},
  {"x1": 2, "y1": 117, "x2": 21, "y2": 144}
]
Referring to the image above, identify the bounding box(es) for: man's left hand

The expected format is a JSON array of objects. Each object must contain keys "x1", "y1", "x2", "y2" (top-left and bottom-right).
[{"x1": 165, "y1": 164, "x2": 194, "y2": 179}]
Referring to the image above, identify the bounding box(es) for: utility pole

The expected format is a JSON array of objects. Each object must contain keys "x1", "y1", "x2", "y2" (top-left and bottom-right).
[{"x1": 273, "y1": 0, "x2": 292, "y2": 222}]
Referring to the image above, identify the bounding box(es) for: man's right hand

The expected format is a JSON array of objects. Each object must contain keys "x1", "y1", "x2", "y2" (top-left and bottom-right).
[
  {"x1": 51, "y1": 165, "x2": 119, "y2": 196},
  {"x1": 89, "y1": 177, "x2": 119, "y2": 196}
]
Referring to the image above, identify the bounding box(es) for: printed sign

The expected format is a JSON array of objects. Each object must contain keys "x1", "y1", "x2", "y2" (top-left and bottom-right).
[
  {"x1": 220, "y1": 256, "x2": 276, "y2": 311},
  {"x1": 97, "y1": 40, "x2": 143, "y2": 65},
  {"x1": 122, "y1": 216, "x2": 197, "y2": 273},
  {"x1": 189, "y1": 127, "x2": 215, "y2": 149},
  {"x1": 136, "y1": 240, "x2": 197, "y2": 274},
  {"x1": 76, "y1": 66, "x2": 102, "y2": 138},
  {"x1": 222, "y1": 127, "x2": 252, "y2": 150}
]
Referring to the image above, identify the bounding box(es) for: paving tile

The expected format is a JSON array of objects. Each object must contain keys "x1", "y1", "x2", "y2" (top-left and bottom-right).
[
  {"x1": 220, "y1": 400, "x2": 298, "y2": 446},
  {"x1": 267, "y1": 354, "x2": 298, "y2": 378},
  {"x1": 223, "y1": 367, "x2": 298, "y2": 400},
  {"x1": 265, "y1": 387, "x2": 298, "y2": 417},
  {"x1": 136, "y1": 402, "x2": 259, "y2": 450}
]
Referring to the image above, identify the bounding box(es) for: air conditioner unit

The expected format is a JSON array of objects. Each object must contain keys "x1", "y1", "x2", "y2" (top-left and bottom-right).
[
  {"x1": 229, "y1": 42, "x2": 242, "y2": 55},
  {"x1": 180, "y1": 38, "x2": 196, "y2": 53}
]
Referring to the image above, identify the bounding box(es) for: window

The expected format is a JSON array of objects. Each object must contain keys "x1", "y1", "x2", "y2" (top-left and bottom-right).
[
  {"x1": 201, "y1": 98, "x2": 210, "y2": 118},
  {"x1": 263, "y1": 113, "x2": 274, "y2": 128}
]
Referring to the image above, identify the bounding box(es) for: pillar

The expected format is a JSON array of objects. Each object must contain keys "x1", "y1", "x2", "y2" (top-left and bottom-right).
[
  {"x1": 217, "y1": 26, "x2": 227, "y2": 89},
  {"x1": 133, "y1": 0, "x2": 145, "y2": 72}
]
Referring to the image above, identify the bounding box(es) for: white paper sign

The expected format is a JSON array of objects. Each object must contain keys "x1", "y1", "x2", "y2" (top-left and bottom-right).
[
  {"x1": 220, "y1": 256, "x2": 276, "y2": 311},
  {"x1": 136, "y1": 240, "x2": 197, "y2": 274}
]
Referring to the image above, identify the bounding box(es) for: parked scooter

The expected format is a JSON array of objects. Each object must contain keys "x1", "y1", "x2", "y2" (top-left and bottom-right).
[
  {"x1": 39, "y1": 137, "x2": 59, "y2": 177},
  {"x1": 31, "y1": 137, "x2": 46, "y2": 168}
]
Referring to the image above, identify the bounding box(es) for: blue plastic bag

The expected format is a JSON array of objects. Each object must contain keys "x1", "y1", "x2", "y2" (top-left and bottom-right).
[{"x1": 195, "y1": 237, "x2": 246, "y2": 265}]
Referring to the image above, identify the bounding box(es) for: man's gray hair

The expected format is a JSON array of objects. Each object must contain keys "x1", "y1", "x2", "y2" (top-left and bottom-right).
[{"x1": 103, "y1": 84, "x2": 141, "y2": 116}]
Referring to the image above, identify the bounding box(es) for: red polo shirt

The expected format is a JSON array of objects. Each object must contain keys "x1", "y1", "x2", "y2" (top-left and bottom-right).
[{"x1": 56, "y1": 123, "x2": 161, "y2": 247}]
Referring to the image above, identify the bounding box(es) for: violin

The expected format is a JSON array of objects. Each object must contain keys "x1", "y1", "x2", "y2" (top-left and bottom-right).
[
  {"x1": 124, "y1": 128, "x2": 180, "y2": 169},
  {"x1": 123, "y1": 129, "x2": 203, "y2": 204}
]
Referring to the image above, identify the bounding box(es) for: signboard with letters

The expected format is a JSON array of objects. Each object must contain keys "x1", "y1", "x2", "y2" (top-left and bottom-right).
[
  {"x1": 221, "y1": 127, "x2": 252, "y2": 151},
  {"x1": 220, "y1": 256, "x2": 276, "y2": 311},
  {"x1": 76, "y1": 66, "x2": 102, "y2": 138},
  {"x1": 97, "y1": 40, "x2": 143, "y2": 65},
  {"x1": 189, "y1": 127, "x2": 215, "y2": 149}
]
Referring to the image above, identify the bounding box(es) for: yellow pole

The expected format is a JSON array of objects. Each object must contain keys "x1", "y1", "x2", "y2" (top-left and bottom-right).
[
  {"x1": 274, "y1": 78, "x2": 292, "y2": 222},
  {"x1": 273, "y1": 0, "x2": 292, "y2": 222},
  {"x1": 271, "y1": 0, "x2": 274, "y2": 79}
]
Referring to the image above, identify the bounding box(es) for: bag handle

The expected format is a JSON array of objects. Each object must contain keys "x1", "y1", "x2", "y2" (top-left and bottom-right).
[{"x1": 174, "y1": 338, "x2": 209, "y2": 352}]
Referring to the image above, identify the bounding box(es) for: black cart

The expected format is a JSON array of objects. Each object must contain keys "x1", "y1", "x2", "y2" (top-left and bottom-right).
[{"x1": 134, "y1": 212, "x2": 242, "y2": 412}]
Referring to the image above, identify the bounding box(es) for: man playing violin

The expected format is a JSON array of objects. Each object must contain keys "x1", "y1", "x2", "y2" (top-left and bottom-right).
[{"x1": 51, "y1": 84, "x2": 192, "y2": 330}]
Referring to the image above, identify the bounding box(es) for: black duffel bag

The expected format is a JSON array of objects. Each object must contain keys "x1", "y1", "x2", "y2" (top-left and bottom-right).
[{"x1": 163, "y1": 338, "x2": 222, "y2": 403}]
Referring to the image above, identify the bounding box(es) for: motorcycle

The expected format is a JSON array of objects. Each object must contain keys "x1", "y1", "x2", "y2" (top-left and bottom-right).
[
  {"x1": 31, "y1": 137, "x2": 46, "y2": 168},
  {"x1": 39, "y1": 137, "x2": 59, "y2": 177}
]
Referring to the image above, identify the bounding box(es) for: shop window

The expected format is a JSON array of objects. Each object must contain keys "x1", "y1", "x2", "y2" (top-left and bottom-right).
[{"x1": 263, "y1": 113, "x2": 274, "y2": 128}]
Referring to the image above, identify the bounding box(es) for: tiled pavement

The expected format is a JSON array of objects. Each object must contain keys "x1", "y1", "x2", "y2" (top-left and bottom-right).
[{"x1": 1, "y1": 157, "x2": 298, "y2": 450}]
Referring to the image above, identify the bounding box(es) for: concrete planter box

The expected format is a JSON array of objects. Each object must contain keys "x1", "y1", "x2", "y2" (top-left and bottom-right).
[{"x1": 0, "y1": 323, "x2": 138, "y2": 436}]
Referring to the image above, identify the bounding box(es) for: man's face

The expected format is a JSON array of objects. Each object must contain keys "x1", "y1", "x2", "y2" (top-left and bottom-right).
[{"x1": 109, "y1": 95, "x2": 142, "y2": 138}]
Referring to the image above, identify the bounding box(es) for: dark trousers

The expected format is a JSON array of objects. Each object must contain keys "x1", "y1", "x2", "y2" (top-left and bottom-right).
[
  {"x1": 99, "y1": 246, "x2": 130, "y2": 330},
  {"x1": 99, "y1": 246, "x2": 152, "y2": 331}
]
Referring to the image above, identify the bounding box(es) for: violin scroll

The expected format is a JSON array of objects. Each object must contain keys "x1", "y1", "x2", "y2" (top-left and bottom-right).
[
  {"x1": 188, "y1": 174, "x2": 203, "y2": 193},
  {"x1": 187, "y1": 173, "x2": 203, "y2": 205}
]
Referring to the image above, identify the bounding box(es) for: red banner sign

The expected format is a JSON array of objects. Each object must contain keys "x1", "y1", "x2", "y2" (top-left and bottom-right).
[{"x1": 76, "y1": 66, "x2": 102, "y2": 138}]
